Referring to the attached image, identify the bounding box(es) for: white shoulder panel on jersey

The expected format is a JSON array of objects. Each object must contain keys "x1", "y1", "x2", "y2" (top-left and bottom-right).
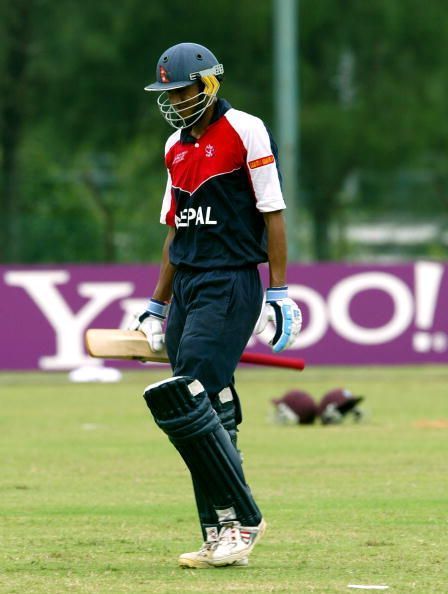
[
  {"x1": 160, "y1": 131, "x2": 181, "y2": 225},
  {"x1": 225, "y1": 108, "x2": 286, "y2": 213},
  {"x1": 160, "y1": 169, "x2": 174, "y2": 225},
  {"x1": 165, "y1": 129, "x2": 182, "y2": 156}
]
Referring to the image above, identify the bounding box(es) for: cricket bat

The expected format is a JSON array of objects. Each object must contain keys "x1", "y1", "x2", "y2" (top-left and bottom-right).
[
  {"x1": 86, "y1": 329, "x2": 169, "y2": 363},
  {"x1": 85, "y1": 329, "x2": 305, "y2": 370}
]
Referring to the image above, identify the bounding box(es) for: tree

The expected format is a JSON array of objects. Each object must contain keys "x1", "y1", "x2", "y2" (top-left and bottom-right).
[
  {"x1": 0, "y1": 0, "x2": 34, "y2": 261},
  {"x1": 301, "y1": 0, "x2": 448, "y2": 259},
  {"x1": 2, "y1": 0, "x2": 448, "y2": 263}
]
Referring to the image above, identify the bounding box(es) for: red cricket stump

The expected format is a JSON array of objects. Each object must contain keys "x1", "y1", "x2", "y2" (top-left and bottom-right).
[{"x1": 240, "y1": 352, "x2": 305, "y2": 371}]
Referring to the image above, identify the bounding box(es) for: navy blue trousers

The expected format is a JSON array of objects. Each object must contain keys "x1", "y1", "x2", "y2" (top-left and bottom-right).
[
  {"x1": 165, "y1": 267, "x2": 263, "y2": 400},
  {"x1": 165, "y1": 267, "x2": 263, "y2": 537}
]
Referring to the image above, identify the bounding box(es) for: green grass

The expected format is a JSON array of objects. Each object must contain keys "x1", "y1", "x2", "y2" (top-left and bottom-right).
[{"x1": 1, "y1": 366, "x2": 447, "y2": 593}]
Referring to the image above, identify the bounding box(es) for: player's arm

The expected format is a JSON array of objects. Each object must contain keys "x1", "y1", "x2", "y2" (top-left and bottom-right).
[
  {"x1": 244, "y1": 123, "x2": 300, "y2": 351},
  {"x1": 129, "y1": 227, "x2": 176, "y2": 352},
  {"x1": 129, "y1": 135, "x2": 180, "y2": 350},
  {"x1": 263, "y1": 210, "x2": 287, "y2": 288},
  {"x1": 258, "y1": 209, "x2": 301, "y2": 352},
  {"x1": 227, "y1": 111, "x2": 301, "y2": 351},
  {"x1": 152, "y1": 226, "x2": 176, "y2": 302}
]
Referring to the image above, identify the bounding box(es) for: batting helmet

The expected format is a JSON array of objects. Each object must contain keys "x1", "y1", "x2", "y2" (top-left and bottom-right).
[
  {"x1": 145, "y1": 42, "x2": 224, "y2": 129},
  {"x1": 317, "y1": 388, "x2": 364, "y2": 425},
  {"x1": 272, "y1": 390, "x2": 318, "y2": 425}
]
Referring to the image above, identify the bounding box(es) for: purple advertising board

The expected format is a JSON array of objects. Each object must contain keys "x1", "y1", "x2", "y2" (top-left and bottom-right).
[{"x1": 1, "y1": 262, "x2": 447, "y2": 370}]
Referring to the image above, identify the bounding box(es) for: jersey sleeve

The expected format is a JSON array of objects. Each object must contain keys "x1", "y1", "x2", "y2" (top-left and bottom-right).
[
  {"x1": 160, "y1": 170, "x2": 176, "y2": 227},
  {"x1": 225, "y1": 109, "x2": 286, "y2": 213}
]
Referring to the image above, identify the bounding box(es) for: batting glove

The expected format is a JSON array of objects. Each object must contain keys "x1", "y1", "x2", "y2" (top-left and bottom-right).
[
  {"x1": 128, "y1": 298, "x2": 169, "y2": 352},
  {"x1": 255, "y1": 287, "x2": 302, "y2": 353}
]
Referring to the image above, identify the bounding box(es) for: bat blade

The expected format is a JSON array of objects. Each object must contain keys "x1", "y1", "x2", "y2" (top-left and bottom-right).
[{"x1": 85, "y1": 329, "x2": 169, "y2": 363}]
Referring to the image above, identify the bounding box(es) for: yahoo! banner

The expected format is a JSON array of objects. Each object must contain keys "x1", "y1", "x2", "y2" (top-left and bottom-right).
[{"x1": 0, "y1": 262, "x2": 447, "y2": 370}]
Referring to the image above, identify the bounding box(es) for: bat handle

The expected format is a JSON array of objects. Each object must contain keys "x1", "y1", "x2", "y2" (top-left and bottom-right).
[{"x1": 240, "y1": 352, "x2": 305, "y2": 371}]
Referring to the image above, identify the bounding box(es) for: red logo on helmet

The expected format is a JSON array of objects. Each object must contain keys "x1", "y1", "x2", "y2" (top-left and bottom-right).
[{"x1": 159, "y1": 66, "x2": 170, "y2": 83}]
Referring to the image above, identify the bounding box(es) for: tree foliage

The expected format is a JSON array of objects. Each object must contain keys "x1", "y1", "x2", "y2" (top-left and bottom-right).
[
  {"x1": 301, "y1": 0, "x2": 448, "y2": 259},
  {"x1": 1, "y1": 0, "x2": 447, "y2": 262}
]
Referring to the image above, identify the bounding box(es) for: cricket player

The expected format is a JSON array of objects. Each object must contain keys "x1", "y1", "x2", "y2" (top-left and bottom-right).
[{"x1": 131, "y1": 42, "x2": 302, "y2": 568}]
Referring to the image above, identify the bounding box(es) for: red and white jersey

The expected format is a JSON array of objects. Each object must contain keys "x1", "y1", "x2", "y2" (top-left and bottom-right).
[{"x1": 160, "y1": 99, "x2": 286, "y2": 269}]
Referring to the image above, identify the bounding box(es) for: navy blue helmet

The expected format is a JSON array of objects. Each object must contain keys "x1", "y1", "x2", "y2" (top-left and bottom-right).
[
  {"x1": 145, "y1": 42, "x2": 223, "y2": 91},
  {"x1": 145, "y1": 43, "x2": 224, "y2": 129}
]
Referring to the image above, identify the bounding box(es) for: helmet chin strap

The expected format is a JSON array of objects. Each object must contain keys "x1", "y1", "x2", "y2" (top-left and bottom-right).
[{"x1": 157, "y1": 75, "x2": 220, "y2": 130}]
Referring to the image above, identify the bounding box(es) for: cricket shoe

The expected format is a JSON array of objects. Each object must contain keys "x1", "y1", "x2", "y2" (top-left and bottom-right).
[
  {"x1": 178, "y1": 527, "x2": 248, "y2": 569},
  {"x1": 207, "y1": 518, "x2": 266, "y2": 567}
]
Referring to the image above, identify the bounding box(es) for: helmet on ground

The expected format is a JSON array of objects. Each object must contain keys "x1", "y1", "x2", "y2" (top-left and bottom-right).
[
  {"x1": 272, "y1": 390, "x2": 318, "y2": 425},
  {"x1": 317, "y1": 388, "x2": 364, "y2": 425},
  {"x1": 145, "y1": 42, "x2": 224, "y2": 129}
]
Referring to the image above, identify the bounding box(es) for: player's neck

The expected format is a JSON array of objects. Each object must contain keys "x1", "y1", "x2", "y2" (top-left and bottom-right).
[{"x1": 190, "y1": 101, "x2": 216, "y2": 139}]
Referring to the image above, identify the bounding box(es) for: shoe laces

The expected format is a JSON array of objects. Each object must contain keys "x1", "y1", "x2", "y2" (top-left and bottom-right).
[
  {"x1": 199, "y1": 538, "x2": 218, "y2": 554},
  {"x1": 218, "y1": 521, "x2": 241, "y2": 544}
]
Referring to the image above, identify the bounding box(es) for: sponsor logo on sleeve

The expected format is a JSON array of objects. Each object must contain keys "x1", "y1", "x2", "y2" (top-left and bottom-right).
[{"x1": 248, "y1": 154, "x2": 275, "y2": 169}]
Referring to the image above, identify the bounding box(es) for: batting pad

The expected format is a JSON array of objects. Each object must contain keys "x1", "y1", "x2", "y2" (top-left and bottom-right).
[
  {"x1": 143, "y1": 376, "x2": 262, "y2": 527},
  {"x1": 192, "y1": 388, "x2": 240, "y2": 539}
]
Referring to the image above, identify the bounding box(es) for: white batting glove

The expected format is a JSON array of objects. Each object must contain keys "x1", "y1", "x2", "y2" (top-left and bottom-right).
[
  {"x1": 128, "y1": 298, "x2": 169, "y2": 352},
  {"x1": 255, "y1": 287, "x2": 302, "y2": 353}
]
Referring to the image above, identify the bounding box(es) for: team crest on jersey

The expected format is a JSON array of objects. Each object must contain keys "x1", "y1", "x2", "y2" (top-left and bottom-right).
[{"x1": 205, "y1": 144, "x2": 215, "y2": 158}]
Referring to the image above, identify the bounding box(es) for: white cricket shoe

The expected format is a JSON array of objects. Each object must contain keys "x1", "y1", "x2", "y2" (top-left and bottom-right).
[
  {"x1": 178, "y1": 527, "x2": 248, "y2": 569},
  {"x1": 208, "y1": 518, "x2": 266, "y2": 567}
]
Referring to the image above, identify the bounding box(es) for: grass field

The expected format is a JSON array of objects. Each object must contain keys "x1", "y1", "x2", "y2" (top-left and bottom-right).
[{"x1": 1, "y1": 365, "x2": 447, "y2": 594}]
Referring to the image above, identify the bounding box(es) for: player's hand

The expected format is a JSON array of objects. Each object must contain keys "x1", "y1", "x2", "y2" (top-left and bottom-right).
[
  {"x1": 128, "y1": 298, "x2": 169, "y2": 352},
  {"x1": 255, "y1": 287, "x2": 302, "y2": 353}
]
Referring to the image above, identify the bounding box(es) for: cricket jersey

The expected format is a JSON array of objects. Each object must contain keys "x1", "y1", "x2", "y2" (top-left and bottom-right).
[{"x1": 160, "y1": 99, "x2": 286, "y2": 269}]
